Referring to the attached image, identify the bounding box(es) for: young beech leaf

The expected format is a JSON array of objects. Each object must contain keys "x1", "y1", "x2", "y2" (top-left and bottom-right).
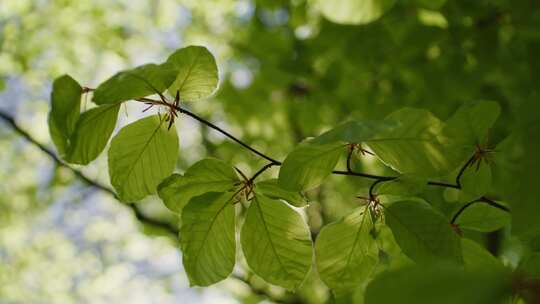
[
  {"x1": 455, "y1": 201, "x2": 510, "y2": 232},
  {"x1": 375, "y1": 175, "x2": 427, "y2": 197},
  {"x1": 278, "y1": 142, "x2": 345, "y2": 191},
  {"x1": 180, "y1": 192, "x2": 236, "y2": 286},
  {"x1": 311, "y1": 120, "x2": 395, "y2": 145},
  {"x1": 458, "y1": 162, "x2": 492, "y2": 201},
  {"x1": 65, "y1": 104, "x2": 120, "y2": 165},
  {"x1": 315, "y1": 206, "x2": 378, "y2": 293},
  {"x1": 385, "y1": 200, "x2": 463, "y2": 264},
  {"x1": 461, "y1": 238, "x2": 504, "y2": 271},
  {"x1": 445, "y1": 101, "x2": 501, "y2": 150},
  {"x1": 365, "y1": 264, "x2": 512, "y2": 304},
  {"x1": 157, "y1": 158, "x2": 239, "y2": 214},
  {"x1": 316, "y1": 0, "x2": 396, "y2": 25},
  {"x1": 48, "y1": 74, "x2": 82, "y2": 156},
  {"x1": 108, "y1": 115, "x2": 179, "y2": 202},
  {"x1": 367, "y1": 108, "x2": 460, "y2": 178},
  {"x1": 255, "y1": 179, "x2": 308, "y2": 207},
  {"x1": 93, "y1": 63, "x2": 177, "y2": 105},
  {"x1": 165, "y1": 46, "x2": 218, "y2": 101},
  {"x1": 241, "y1": 194, "x2": 313, "y2": 290}
]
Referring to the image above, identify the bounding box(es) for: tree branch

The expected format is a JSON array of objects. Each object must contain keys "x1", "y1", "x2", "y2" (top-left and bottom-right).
[
  {"x1": 0, "y1": 110, "x2": 179, "y2": 236},
  {"x1": 450, "y1": 197, "x2": 510, "y2": 225}
]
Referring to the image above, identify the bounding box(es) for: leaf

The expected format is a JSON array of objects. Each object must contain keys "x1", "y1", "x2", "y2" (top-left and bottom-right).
[
  {"x1": 315, "y1": 0, "x2": 396, "y2": 25},
  {"x1": 459, "y1": 162, "x2": 492, "y2": 201},
  {"x1": 92, "y1": 63, "x2": 177, "y2": 105},
  {"x1": 367, "y1": 108, "x2": 459, "y2": 178},
  {"x1": 312, "y1": 120, "x2": 394, "y2": 145},
  {"x1": 165, "y1": 46, "x2": 219, "y2": 101},
  {"x1": 48, "y1": 74, "x2": 82, "y2": 156},
  {"x1": 278, "y1": 142, "x2": 345, "y2": 191},
  {"x1": 241, "y1": 194, "x2": 313, "y2": 289},
  {"x1": 444, "y1": 101, "x2": 501, "y2": 154},
  {"x1": 315, "y1": 206, "x2": 378, "y2": 293},
  {"x1": 416, "y1": 0, "x2": 446, "y2": 9},
  {"x1": 455, "y1": 201, "x2": 510, "y2": 232},
  {"x1": 376, "y1": 175, "x2": 427, "y2": 196},
  {"x1": 385, "y1": 200, "x2": 462, "y2": 263},
  {"x1": 255, "y1": 179, "x2": 308, "y2": 207},
  {"x1": 180, "y1": 192, "x2": 236, "y2": 286},
  {"x1": 157, "y1": 158, "x2": 239, "y2": 213},
  {"x1": 461, "y1": 238, "x2": 504, "y2": 271},
  {"x1": 365, "y1": 264, "x2": 512, "y2": 304},
  {"x1": 65, "y1": 104, "x2": 120, "y2": 165},
  {"x1": 108, "y1": 115, "x2": 179, "y2": 202}
]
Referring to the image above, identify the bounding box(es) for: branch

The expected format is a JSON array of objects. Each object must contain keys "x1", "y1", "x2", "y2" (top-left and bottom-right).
[
  {"x1": 0, "y1": 110, "x2": 179, "y2": 236},
  {"x1": 450, "y1": 197, "x2": 510, "y2": 225}
]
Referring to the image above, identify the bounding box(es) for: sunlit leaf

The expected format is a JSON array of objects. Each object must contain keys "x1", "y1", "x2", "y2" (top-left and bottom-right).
[
  {"x1": 367, "y1": 108, "x2": 459, "y2": 178},
  {"x1": 316, "y1": 0, "x2": 396, "y2": 25},
  {"x1": 461, "y1": 238, "x2": 504, "y2": 271},
  {"x1": 459, "y1": 162, "x2": 492, "y2": 201},
  {"x1": 158, "y1": 158, "x2": 239, "y2": 214},
  {"x1": 65, "y1": 104, "x2": 120, "y2": 165},
  {"x1": 385, "y1": 200, "x2": 462, "y2": 263},
  {"x1": 93, "y1": 63, "x2": 176, "y2": 105},
  {"x1": 312, "y1": 120, "x2": 394, "y2": 145},
  {"x1": 241, "y1": 194, "x2": 313, "y2": 289},
  {"x1": 315, "y1": 206, "x2": 378, "y2": 293},
  {"x1": 166, "y1": 46, "x2": 219, "y2": 101},
  {"x1": 181, "y1": 192, "x2": 236, "y2": 286},
  {"x1": 278, "y1": 142, "x2": 345, "y2": 191},
  {"x1": 376, "y1": 175, "x2": 427, "y2": 196},
  {"x1": 255, "y1": 179, "x2": 308, "y2": 207},
  {"x1": 108, "y1": 115, "x2": 179, "y2": 201}
]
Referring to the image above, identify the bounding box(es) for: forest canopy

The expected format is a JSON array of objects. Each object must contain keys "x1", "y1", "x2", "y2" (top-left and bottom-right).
[{"x1": 1, "y1": 0, "x2": 539, "y2": 303}]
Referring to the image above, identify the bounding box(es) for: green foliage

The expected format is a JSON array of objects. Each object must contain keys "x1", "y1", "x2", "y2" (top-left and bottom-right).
[
  {"x1": 65, "y1": 104, "x2": 120, "y2": 165},
  {"x1": 180, "y1": 192, "x2": 236, "y2": 286},
  {"x1": 315, "y1": 206, "x2": 378, "y2": 293},
  {"x1": 365, "y1": 264, "x2": 511, "y2": 304},
  {"x1": 367, "y1": 108, "x2": 458, "y2": 178},
  {"x1": 158, "y1": 158, "x2": 240, "y2": 214},
  {"x1": 255, "y1": 179, "x2": 308, "y2": 207},
  {"x1": 48, "y1": 75, "x2": 82, "y2": 156},
  {"x1": 108, "y1": 115, "x2": 179, "y2": 202},
  {"x1": 376, "y1": 175, "x2": 426, "y2": 196},
  {"x1": 93, "y1": 63, "x2": 176, "y2": 105},
  {"x1": 278, "y1": 142, "x2": 345, "y2": 191},
  {"x1": 459, "y1": 162, "x2": 492, "y2": 201},
  {"x1": 165, "y1": 46, "x2": 219, "y2": 101},
  {"x1": 315, "y1": 0, "x2": 396, "y2": 25},
  {"x1": 241, "y1": 194, "x2": 313, "y2": 290},
  {"x1": 455, "y1": 202, "x2": 510, "y2": 232},
  {"x1": 385, "y1": 200, "x2": 462, "y2": 264},
  {"x1": 461, "y1": 238, "x2": 504, "y2": 271}
]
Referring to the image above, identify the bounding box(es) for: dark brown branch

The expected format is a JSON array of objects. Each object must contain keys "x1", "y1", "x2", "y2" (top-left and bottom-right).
[
  {"x1": 451, "y1": 197, "x2": 510, "y2": 224},
  {"x1": 0, "y1": 110, "x2": 179, "y2": 236}
]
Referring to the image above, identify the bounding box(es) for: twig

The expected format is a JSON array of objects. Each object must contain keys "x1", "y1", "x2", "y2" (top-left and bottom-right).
[
  {"x1": 0, "y1": 110, "x2": 179, "y2": 236},
  {"x1": 451, "y1": 197, "x2": 510, "y2": 224}
]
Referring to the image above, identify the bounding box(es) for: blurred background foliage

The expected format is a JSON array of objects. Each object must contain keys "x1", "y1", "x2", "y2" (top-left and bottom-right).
[{"x1": 1, "y1": 0, "x2": 539, "y2": 303}]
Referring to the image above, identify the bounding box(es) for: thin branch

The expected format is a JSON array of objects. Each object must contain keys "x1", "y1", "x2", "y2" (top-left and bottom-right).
[
  {"x1": 0, "y1": 110, "x2": 179, "y2": 236},
  {"x1": 249, "y1": 162, "x2": 278, "y2": 183}
]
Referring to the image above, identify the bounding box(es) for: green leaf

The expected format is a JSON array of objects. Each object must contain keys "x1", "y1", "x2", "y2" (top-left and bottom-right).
[
  {"x1": 157, "y1": 158, "x2": 239, "y2": 213},
  {"x1": 241, "y1": 194, "x2": 313, "y2": 289},
  {"x1": 93, "y1": 63, "x2": 176, "y2": 105},
  {"x1": 376, "y1": 175, "x2": 427, "y2": 197},
  {"x1": 278, "y1": 142, "x2": 344, "y2": 191},
  {"x1": 461, "y1": 238, "x2": 504, "y2": 271},
  {"x1": 367, "y1": 108, "x2": 458, "y2": 178},
  {"x1": 181, "y1": 192, "x2": 236, "y2": 286},
  {"x1": 165, "y1": 46, "x2": 219, "y2": 101},
  {"x1": 416, "y1": 0, "x2": 446, "y2": 9},
  {"x1": 312, "y1": 120, "x2": 394, "y2": 145},
  {"x1": 445, "y1": 101, "x2": 501, "y2": 153},
  {"x1": 459, "y1": 162, "x2": 492, "y2": 201},
  {"x1": 64, "y1": 104, "x2": 120, "y2": 165},
  {"x1": 48, "y1": 74, "x2": 82, "y2": 156},
  {"x1": 315, "y1": 0, "x2": 396, "y2": 25},
  {"x1": 255, "y1": 179, "x2": 308, "y2": 207},
  {"x1": 365, "y1": 264, "x2": 511, "y2": 304},
  {"x1": 315, "y1": 206, "x2": 378, "y2": 293},
  {"x1": 455, "y1": 201, "x2": 510, "y2": 232},
  {"x1": 385, "y1": 200, "x2": 462, "y2": 263},
  {"x1": 108, "y1": 115, "x2": 179, "y2": 202},
  {"x1": 517, "y1": 252, "x2": 540, "y2": 280}
]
